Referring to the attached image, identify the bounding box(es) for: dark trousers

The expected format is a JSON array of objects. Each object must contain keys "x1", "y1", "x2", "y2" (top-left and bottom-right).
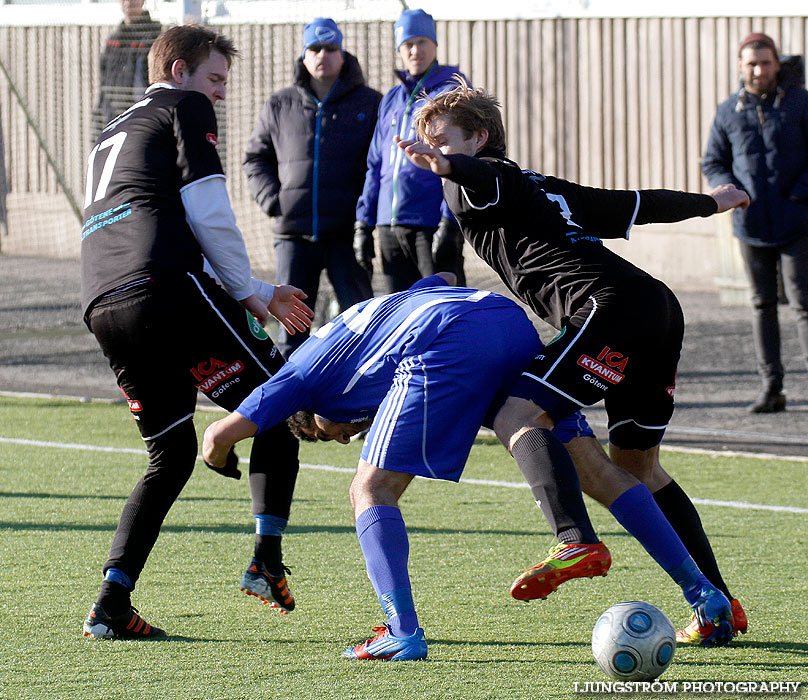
[
  {"x1": 433, "y1": 227, "x2": 467, "y2": 287},
  {"x1": 274, "y1": 237, "x2": 373, "y2": 358},
  {"x1": 377, "y1": 224, "x2": 436, "y2": 293},
  {"x1": 739, "y1": 235, "x2": 808, "y2": 388}
]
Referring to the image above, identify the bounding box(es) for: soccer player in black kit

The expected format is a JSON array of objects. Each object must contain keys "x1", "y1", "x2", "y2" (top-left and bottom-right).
[
  {"x1": 80, "y1": 25, "x2": 313, "y2": 639},
  {"x1": 397, "y1": 79, "x2": 751, "y2": 645}
]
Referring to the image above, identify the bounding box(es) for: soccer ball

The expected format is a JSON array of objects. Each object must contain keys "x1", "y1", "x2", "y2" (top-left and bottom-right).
[{"x1": 591, "y1": 601, "x2": 676, "y2": 681}]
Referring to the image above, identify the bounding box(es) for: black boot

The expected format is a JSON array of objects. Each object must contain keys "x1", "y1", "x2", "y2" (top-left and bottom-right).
[{"x1": 748, "y1": 387, "x2": 786, "y2": 413}]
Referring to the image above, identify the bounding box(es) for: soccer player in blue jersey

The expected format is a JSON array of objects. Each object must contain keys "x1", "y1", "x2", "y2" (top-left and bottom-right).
[{"x1": 203, "y1": 274, "x2": 737, "y2": 659}]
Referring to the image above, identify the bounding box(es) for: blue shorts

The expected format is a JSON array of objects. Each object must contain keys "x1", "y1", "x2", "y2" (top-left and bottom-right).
[
  {"x1": 359, "y1": 305, "x2": 594, "y2": 481},
  {"x1": 553, "y1": 411, "x2": 595, "y2": 443}
]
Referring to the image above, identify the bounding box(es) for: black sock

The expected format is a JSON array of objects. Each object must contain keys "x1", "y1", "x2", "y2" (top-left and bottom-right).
[
  {"x1": 511, "y1": 428, "x2": 598, "y2": 544},
  {"x1": 653, "y1": 480, "x2": 732, "y2": 600},
  {"x1": 254, "y1": 534, "x2": 283, "y2": 573},
  {"x1": 96, "y1": 580, "x2": 130, "y2": 616},
  {"x1": 248, "y1": 423, "x2": 299, "y2": 518},
  {"x1": 103, "y1": 420, "x2": 197, "y2": 582},
  {"x1": 248, "y1": 423, "x2": 298, "y2": 575}
]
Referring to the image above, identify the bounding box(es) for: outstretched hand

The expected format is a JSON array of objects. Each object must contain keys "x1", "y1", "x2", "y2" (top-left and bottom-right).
[
  {"x1": 395, "y1": 136, "x2": 452, "y2": 177},
  {"x1": 710, "y1": 184, "x2": 750, "y2": 213},
  {"x1": 269, "y1": 284, "x2": 314, "y2": 335}
]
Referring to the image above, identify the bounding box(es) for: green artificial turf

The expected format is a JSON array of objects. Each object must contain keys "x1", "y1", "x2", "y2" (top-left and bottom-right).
[{"x1": 0, "y1": 396, "x2": 806, "y2": 699}]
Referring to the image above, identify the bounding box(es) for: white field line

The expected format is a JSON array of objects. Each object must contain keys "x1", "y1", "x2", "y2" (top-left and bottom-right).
[
  {"x1": 1, "y1": 436, "x2": 806, "y2": 515},
  {"x1": 4, "y1": 390, "x2": 807, "y2": 457}
]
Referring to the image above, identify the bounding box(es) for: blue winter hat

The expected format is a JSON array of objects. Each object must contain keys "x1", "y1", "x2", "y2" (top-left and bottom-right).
[
  {"x1": 394, "y1": 9, "x2": 437, "y2": 49},
  {"x1": 302, "y1": 18, "x2": 343, "y2": 55}
]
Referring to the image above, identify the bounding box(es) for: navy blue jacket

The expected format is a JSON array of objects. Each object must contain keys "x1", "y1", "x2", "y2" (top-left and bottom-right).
[
  {"x1": 355, "y1": 62, "x2": 467, "y2": 229},
  {"x1": 702, "y1": 68, "x2": 808, "y2": 246},
  {"x1": 243, "y1": 52, "x2": 381, "y2": 242}
]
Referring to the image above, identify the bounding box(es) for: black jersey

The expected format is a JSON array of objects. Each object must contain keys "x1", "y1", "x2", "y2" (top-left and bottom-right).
[
  {"x1": 81, "y1": 86, "x2": 224, "y2": 317},
  {"x1": 442, "y1": 149, "x2": 717, "y2": 329}
]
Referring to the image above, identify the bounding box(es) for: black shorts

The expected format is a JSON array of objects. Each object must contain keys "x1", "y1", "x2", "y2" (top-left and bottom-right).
[
  {"x1": 87, "y1": 272, "x2": 285, "y2": 441},
  {"x1": 510, "y1": 277, "x2": 684, "y2": 449}
]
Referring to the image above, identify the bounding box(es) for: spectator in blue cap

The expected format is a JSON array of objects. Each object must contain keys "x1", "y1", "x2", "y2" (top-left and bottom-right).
[
  {"x1": 354, "y1": 8, "x2": 467, "y2": 293},
  {"x1": 244, "y1": 18, "x2": 382, "y2": 358}
]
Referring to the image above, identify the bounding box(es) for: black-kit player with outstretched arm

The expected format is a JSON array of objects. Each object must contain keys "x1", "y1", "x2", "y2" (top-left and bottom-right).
[
  {"x1": 397, "y1": 78, "x2": 751, "y2": 646},
  {"x1": 80, "y1": 25, "x2": 313, "y2": 640}
]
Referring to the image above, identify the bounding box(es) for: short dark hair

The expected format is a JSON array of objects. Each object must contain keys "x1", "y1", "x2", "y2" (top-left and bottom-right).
[
  {"x1": 414, "y1": 75, "x2": 507, "y2": 154},
  {"x1": 148, "y1": 24, "x2": 237, "y2": 84},
  {"x1": 286, "y1": 411, "x2": 317, "y2": 442}
]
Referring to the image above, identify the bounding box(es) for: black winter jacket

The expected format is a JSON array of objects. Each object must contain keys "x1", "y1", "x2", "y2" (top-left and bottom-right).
[
  {"x1": 92, "y1": 13, "x2": 162, "y2": 132},
  {"x1": 702, "y1": 61, "x2": 808, "y2": 246},
  {"x1": 243, "y1": 52, "x2": 382, "y2": 242}
]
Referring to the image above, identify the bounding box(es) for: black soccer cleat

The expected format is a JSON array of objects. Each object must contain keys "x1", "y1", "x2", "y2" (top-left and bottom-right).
[
  {"x1": 82, "y1": 603, "x2": 166, "y2": 640},
  {"x1": 240, "y1": 558, "x2": 295, "y2": 613}
]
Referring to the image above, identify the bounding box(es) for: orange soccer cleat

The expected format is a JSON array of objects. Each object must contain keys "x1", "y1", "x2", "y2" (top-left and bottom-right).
[{"x1": 510, "y1": 541, "x2": 612, "y2": 601}]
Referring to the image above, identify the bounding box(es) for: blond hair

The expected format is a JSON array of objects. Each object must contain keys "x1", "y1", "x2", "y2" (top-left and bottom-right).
[{"x1": 414, "y1": 76, "x2": 507, "y2": 154}]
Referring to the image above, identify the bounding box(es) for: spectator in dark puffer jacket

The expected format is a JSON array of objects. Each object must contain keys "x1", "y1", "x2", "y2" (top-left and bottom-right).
[
  {"x1": 243, "y1": 18, "x2": 381, "y2": 358},
  {"x1": 703, "y1": 32, "x2": 808, "y2": 413}
]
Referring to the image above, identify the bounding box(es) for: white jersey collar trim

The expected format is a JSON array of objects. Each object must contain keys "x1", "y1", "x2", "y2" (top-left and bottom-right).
[{"x1": 146, "y1": 82, "x2": 176, "y2": 94}]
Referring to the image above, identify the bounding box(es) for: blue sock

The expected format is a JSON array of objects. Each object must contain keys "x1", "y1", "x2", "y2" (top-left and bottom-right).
[
  {"x1": 104, "y1": 567, "x2": 134, "y2": 592},
  {"x1": 254, "y1": 514, "x2": 287, "y2": 536},
  {"x1": 609, "y1": 484, "x2": 709, "y2": 604},
  {"x1": 355, "y1": 505, "x2": 419, "y2": 637}
]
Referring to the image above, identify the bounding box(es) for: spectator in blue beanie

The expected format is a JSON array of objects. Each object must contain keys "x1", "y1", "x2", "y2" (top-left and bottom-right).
[{"x1": 354, "y1": 8, "x2": 467, "y2": 292}]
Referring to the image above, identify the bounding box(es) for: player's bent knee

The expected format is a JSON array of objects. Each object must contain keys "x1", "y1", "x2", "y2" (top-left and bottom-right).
[
  {"x1": 608, "y1": 440, "x2": 665, "y2": 488},
  {"x1": 567, "y1": 436, "x2": 638, "y2": 506},
  {"x1": 350, "y1": 460, "x2": 412, "y2": 514},
  {"x1": 493, "y1": 396, "x2": 554, "y2": 452}
]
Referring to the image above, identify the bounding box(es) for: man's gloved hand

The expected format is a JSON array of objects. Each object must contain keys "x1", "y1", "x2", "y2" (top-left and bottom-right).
[{"x1": 353, "y1": 221, "x2": 375, "y2": 276}]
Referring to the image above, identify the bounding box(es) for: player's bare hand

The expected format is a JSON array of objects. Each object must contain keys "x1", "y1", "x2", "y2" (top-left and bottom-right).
[
  {"x1": 202, "y1": 413, "x2": 258, "y2": 468},
  {"x1": 269, "y1": 285, "x2": 314, "y2": 335},
  {"x1": 710, "y1": 184, "x2": 750, "y2": 212},
  {"x1": 395, "y1": 136, "x2": 451, "y2": 176},
  {"x1": 202, "y1": 421, "x2": 232, "y2": 470},
  {"x1": 240, "y1": 293, "x2": 270, "y2": 326}
]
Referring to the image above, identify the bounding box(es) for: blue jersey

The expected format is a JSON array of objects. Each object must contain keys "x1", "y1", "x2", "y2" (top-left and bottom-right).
[{"x1": 238, "y1": 278, "x2": 524, "y2": 432}]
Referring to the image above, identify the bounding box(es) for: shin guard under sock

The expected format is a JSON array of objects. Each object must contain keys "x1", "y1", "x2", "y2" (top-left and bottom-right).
[
  {"x1": 510, "y1": 428, "x2": 598, "y2": 544},
  {"x1": 355, "y1": 505, "x2": 419, "y2": 637},
  {"x1": 609, "y1": 484, "x2": 711, "y2": 602}
]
